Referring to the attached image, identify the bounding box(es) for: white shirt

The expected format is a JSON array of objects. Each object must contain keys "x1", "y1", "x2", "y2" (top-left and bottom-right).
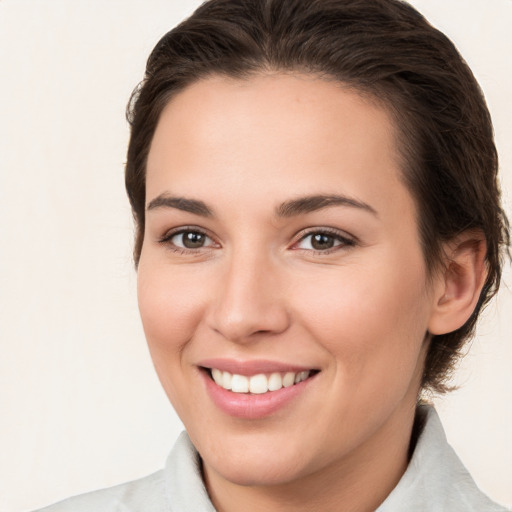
[{"x1": 35, "y1": 406, "x2": 507, "y2": 511}]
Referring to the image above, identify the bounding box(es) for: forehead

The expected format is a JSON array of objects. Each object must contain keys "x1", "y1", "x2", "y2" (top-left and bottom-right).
[
  {"x1": 150, "y1": 73, "x2": 398, "y2": 157},
  {"x1": 146, "y1": 73, "x2": 411, "y2": 221}
]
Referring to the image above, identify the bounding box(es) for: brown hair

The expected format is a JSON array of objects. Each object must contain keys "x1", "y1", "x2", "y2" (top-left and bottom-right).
[{"x1": 125, "y1": 0, "x2": 509, "y2": 393}]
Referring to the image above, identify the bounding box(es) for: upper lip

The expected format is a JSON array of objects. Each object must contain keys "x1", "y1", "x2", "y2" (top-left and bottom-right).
[{"x1": 198, "y1": 358, "x2": 318, "y2": 376}]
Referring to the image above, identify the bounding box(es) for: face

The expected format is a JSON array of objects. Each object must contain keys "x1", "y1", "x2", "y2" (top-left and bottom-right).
[{"x1": 138, "y1": 74, "x2": 439, "y2": 489}]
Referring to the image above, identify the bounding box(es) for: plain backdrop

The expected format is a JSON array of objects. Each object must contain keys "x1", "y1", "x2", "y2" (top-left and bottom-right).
[{"x1": 0, "y1": 1, "x2": 510, "y2": 511}]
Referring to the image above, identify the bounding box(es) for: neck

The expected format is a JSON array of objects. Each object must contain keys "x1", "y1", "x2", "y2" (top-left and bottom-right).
[{"x1": 203, "y1": 400, "x2": 419, "y2": 512}]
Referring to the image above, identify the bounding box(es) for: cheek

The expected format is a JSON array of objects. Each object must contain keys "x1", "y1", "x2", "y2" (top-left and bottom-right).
[
  {"x1": 136, "y1": 261, "x2": 214, "y2": 421},
  {"x1": 292, "y1": 253, "x2": 430, "y2": 382},
  {"x1": 137, "y1": 261, "x2": 208, "y2": 363}
]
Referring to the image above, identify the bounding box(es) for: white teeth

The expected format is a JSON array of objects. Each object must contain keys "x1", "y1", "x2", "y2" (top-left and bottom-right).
[
  {"x1": 210, "y1": 369, "x2": 312, "y2": 394},
  {"x1": 222, "y1": 371, "x2": 232, "y2": 390},
  {"x1": 249, "y1": 374, "x2": 268, "y2": 394},
  {"x1": 211, "y1": 368, "x2": 223, "y2": 386},
  {"x1": 282, "y1": 372, "x2": 295, "y2": 388},
  {"x1": 296, "y1": 370, "x2": 309, "y2": 383},
  {"x1": 231, "y1": 374, "x2": 249, "y2": 393},
  {"x1": 268, "y1": 372, "x2": 283, "y2": 391},
  {"x1": 299, "y1": 370, "x2": 310, "y2": 383}
]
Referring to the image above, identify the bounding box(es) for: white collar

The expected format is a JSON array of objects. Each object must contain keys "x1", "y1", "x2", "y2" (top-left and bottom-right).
[{"x1": 164, "y1": 405, "x2": 506, "y2": 511}]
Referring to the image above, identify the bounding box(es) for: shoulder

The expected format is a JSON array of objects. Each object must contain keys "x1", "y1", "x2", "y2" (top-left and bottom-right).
[
  {"x1": 33, "y1": 470, "x2": 168, "y2": 512},
  {"x1": 378, "y1": 405, "x2": 508, "y2": 512},
  {"x1": 33, "y1": 431, "x2": 216, "y2": 512}
]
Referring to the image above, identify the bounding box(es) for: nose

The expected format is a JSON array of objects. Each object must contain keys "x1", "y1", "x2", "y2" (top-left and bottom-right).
[{"x1": 206, "y1": 250, "x2": 290, "y2": 343}]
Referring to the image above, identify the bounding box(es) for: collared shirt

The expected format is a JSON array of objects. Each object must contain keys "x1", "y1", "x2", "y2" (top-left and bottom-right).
[{"x1": 35, "y1": 406, "x2": 507, "y2": 512}]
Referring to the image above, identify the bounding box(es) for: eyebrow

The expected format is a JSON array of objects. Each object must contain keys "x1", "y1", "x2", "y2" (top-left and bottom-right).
[
  {"x1": 146, "y1": 193, "x2": 377, "y2": 219},
  {"x1": 276, "y1": 194, "x2": 378, "y2": 218},
  {"x1": 146, "y1": 195, "x2": 213, "y2": 217}
]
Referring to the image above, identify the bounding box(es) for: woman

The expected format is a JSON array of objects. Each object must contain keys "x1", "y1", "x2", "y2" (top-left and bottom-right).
[{"x1": 35, "y1": 0, "x2": 509, "y2": 510}]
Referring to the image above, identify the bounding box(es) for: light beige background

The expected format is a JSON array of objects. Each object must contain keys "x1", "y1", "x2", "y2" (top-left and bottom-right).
[{"x1": 0, "y1": 1, "x2": 510, "y2": 511}]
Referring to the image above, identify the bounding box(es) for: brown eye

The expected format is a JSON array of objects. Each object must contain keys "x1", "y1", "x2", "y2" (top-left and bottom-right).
[
  {"x1": 170, "y1": 230, "x2": 213, "y2": 249},
  {"x1": 295, "y1": 230, "x2": 354, "y2": 252},
  {"x1": 311, "y1": 233, "x2": 335, "y2": 250}
]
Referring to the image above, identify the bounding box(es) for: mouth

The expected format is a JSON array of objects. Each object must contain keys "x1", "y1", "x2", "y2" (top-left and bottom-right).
[
  {"x1": 198, "y1": 361, "x2": 320, "y2": 418},
  {"x1": 203, "y1": 367, "x2": 319, "y2": 395}
]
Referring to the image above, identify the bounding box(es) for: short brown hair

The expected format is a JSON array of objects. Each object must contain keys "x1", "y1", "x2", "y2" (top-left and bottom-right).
[{"x1": 125, "y1": 0, "x2": 509, "y2": 393}]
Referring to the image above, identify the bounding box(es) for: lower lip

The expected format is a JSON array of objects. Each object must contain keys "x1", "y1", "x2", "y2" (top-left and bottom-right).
[{"x1": 201, "y1": 370, "x2": 315, "y2": 419}]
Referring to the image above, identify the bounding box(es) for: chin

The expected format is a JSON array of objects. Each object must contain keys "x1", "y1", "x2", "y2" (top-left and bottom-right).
[
  {"x1": 206, "y1": 451, "x2": 307, "y2": 487},
  {"x1": 197, "y1": 430, "x2": 315, "y2": 487}
]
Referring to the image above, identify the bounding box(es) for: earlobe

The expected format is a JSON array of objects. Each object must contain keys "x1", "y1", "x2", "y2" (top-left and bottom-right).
[{"x1": 428, "y1": 232, "x2": 488, "y2": 336}]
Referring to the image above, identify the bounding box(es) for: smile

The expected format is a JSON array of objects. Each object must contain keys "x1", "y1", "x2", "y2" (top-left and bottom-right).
[{"x1": 210, "y1": 369, "x2": 312, "y2": 394}]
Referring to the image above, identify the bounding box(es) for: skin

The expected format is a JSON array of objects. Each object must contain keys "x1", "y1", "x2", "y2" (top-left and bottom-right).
[{"x1": 137, "y1": 74, "x2": 484, "y2": 512}]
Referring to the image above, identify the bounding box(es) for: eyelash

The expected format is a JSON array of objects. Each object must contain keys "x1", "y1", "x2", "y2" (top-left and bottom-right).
[
  {"x1": 291, "y1": 227, "x2": 356, "y2": 254},
  {"x1": 158, "y1": 227, "x2": 217, "y2": 254},
  {"x1": 158, "y1": 227, "x2": 356, "y2": 255}
]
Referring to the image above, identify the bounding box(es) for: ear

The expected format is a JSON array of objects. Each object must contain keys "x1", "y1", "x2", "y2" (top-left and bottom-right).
[{"x1": 428, "y1": 231, "x2": 488, "y2": 336}]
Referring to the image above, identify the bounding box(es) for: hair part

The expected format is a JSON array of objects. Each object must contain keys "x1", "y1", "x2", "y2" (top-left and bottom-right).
[{"x1": 125, "y1": 0, "x2": 510, "y2": 393}]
